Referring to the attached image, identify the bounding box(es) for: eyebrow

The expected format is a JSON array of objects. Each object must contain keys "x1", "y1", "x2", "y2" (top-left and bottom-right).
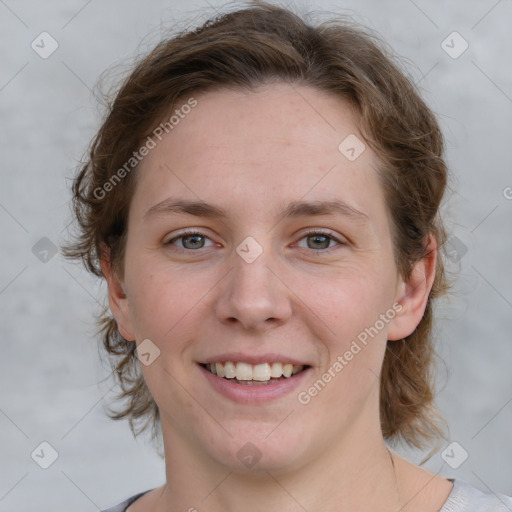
[{"x1": 143, "y1": 197, "x2": 370, "y2": 224}]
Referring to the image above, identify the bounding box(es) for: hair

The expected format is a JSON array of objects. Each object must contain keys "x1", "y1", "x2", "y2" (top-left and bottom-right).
[{"x1": 63, "y1": 1, "x2": 450, "y2": 452}]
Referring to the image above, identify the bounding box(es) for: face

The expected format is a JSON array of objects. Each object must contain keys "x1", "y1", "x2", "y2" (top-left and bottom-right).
[{"x1": 104, "y1": 82, "x2": 432, "y2": 473}]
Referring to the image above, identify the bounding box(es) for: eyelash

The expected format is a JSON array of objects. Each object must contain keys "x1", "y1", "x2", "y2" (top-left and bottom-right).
[{"x1": 165, "y1": 229, "x2": 345, "y2": 253}]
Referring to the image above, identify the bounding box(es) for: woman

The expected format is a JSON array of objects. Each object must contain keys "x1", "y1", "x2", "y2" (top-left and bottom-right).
[{"x1": 64, "y1": 2, "x2": 512, "y2": 511}]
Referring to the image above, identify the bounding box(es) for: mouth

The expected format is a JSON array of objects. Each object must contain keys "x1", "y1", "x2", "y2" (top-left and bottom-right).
[{"x1": 199, "y1": 361, "x2": 309, "y2": 386}]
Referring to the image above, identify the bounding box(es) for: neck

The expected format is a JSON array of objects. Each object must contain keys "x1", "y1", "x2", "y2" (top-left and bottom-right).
[{"x1": 154, "y1": 418, "x2": 401, "y2": 512}]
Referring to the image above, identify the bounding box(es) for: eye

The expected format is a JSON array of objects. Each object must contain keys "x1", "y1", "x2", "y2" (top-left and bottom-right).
[
  {"x1": 296, "y1": 230, "x2": 345, "y2": 251},
  {"x1": 164, "y1": 229, "x2": 344, "y2": 252},
  {"x1": 165, "y1": 230, "x2": 215, "y2": 250}
]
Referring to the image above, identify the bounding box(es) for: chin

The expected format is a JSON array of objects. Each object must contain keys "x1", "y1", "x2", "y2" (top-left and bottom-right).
[{"x1": 205, "y1": 424, "x2": 312, "y2": 475}]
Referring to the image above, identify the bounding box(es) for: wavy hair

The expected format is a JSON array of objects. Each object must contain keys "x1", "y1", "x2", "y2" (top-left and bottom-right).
[{"x1": 63, "y1": 1, "x2": 450, "y2": 452}]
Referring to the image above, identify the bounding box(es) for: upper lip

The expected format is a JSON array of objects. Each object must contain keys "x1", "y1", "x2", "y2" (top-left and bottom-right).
[{"x1": 198, "y1": 353, "x2": 310, "y2": 366}]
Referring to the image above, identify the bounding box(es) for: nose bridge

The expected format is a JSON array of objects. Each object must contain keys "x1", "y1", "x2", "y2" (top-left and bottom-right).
[{"x1": 215, "y1": 238, "x2": 292, "y2": 330}]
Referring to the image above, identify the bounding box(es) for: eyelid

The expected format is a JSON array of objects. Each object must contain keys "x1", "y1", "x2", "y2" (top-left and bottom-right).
[
  {"x1": 164, "y1": 229, "x2": 216, "y2": 249},
  {"x1": 164, "y1": 228, "x2": 346, "y2": 251},
  {"x1": 294, "y1": 228, "x2": 346, "y2": 250}
]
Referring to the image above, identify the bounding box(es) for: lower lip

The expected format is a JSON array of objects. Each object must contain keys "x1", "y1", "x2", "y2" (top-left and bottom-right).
[{"x1": 198, "y1": 364, "x2": 311, "y2": 403}]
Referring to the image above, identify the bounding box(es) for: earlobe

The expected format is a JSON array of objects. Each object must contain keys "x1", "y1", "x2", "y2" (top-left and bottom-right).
[
  {"x1": 100, "y1": 247, "x2": 135, "y2": 342},
  {"x1": 387, "y1": 235, "x2": 437, "y2": 341}
]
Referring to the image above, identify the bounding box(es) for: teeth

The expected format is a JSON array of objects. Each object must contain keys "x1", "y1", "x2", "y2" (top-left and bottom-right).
[
  {"x1": 224, "y1": 361, "x2": 236, "y2": 378},
  {"x1": 235, "y1": 362, "x2": 252, "y2": 381},
  {"x1": 270, "y1": 362, "x2": 283, "y2": 378},
  {"x1": 292, "y1": 365, "x2": 303, "y2": 375},
  {"x1": 253, "y1": 363, "x2": 271, "y2": 381},
  {"x1": 215, "y1": 362, "x2": 225, "y2": 378},
  {"x1": 205, "y1": 361, "x2": 305, "y2": 381},
  {"x1": 282, "y1": 364, "x2": 293, "y2": 378}
]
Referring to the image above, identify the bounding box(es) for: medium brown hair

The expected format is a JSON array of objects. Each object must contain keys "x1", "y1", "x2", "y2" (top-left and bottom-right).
[{"x1": 64, "y1": 1, "x2": 449, "y2": 451}]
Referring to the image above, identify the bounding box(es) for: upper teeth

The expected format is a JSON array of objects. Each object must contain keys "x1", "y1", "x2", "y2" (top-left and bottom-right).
[{"x1": 206, "y1": 362, "x2": 304, "y2": 381}]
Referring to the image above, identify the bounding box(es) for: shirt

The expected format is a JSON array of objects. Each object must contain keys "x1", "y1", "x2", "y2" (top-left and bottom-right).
[{"x1": 100, "y1": 479, "x2": 512, "y2": 511}]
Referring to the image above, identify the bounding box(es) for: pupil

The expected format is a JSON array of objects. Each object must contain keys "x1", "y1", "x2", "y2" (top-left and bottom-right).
[
  {"x1": 308, "y1": 235, "x2": 329, "y2": 249},
  {"x1": 184, "y1": 235, "x2": 204, "y2": 249}
]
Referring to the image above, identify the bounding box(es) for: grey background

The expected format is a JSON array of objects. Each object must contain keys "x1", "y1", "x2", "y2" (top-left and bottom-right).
[{"x1": 1, "y1": 0, "x2": 511, "y2": 510}]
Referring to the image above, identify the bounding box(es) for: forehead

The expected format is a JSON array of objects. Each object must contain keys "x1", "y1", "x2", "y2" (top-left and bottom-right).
[
  {"x1": 132, "y1": 82, "x2": 387, "y2": 228},
  {"x1": 169, "y1": 83, "x2": 365, "y2": 166}
]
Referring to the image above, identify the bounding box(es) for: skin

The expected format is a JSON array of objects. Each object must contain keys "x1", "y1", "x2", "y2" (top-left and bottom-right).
[{"x1": 102, "y1": 82, "x2": 453, "y2": 511}]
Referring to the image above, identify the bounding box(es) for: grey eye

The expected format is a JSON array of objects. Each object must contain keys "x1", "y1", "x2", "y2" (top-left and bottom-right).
[
  {"x1": 181, "y1": 234, "x2": 206, "y2": 249},
  {"x1": 167, "y1": 231, "x2": 215, "y2": 250},
  {"x1": 306, "y1": 234, "x2": 332, "y2": 250}
]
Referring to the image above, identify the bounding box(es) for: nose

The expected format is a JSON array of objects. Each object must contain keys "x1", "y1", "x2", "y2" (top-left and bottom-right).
[{"x1": 214, "y1": 247, "x2": 293, "y2": 332}]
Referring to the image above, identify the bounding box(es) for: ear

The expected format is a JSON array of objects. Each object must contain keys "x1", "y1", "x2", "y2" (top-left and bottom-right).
[
  {"x1": 100, "y1": 246, "x2": 135, "y2": 342},
  {"x1": 387, "y1": 234, "x2": 437, "y2": 341}
]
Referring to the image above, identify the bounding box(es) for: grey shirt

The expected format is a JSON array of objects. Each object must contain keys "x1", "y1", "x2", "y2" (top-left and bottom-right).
[{"x1": 100, "y1": 479, "x2": 512, "y2": 511}]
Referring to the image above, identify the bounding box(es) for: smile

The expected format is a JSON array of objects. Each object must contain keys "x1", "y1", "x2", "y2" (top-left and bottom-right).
[{"x1": 202, "y1": 361, "x2": 306, "y2": 385}]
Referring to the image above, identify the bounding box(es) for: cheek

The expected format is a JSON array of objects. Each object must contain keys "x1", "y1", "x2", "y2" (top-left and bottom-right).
[
  {"x1": 125, "y1": 258, "x2": 211, "y2": 419},
  {"x1": 296, "y1": 264, "x2": 394, "y2": 405},
  {"x1": 302, "y1": 267, "x2": 394, "y2": 343},
  {"x1": 124, "y1": 256, "x2": 209, "y2": 341}
]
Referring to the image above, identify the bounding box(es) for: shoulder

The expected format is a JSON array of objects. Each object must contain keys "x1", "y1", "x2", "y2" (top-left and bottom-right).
[
  {"x1": 440, "y1": 479, "x2": 512, "y2": 511},
  {"x1": 100, "y1": 490, "x2": 153, "y2": 512}
]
